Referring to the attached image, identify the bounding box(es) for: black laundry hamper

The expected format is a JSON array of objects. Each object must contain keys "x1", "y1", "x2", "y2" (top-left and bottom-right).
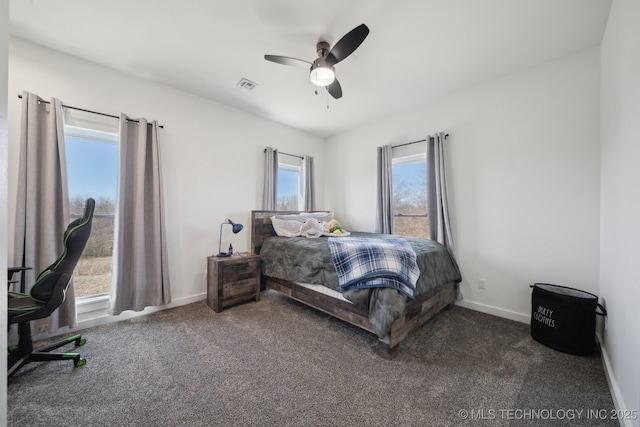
[{"x1": 530, "y1": 283, "x2": 606, "y2": 356}]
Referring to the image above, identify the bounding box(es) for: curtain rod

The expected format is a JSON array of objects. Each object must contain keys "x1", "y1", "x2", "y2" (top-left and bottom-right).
[
  {"x1": 392, "y1": 133, "x2": 449, "y2": 149},
  {"x1": 17, "y1": 94, "x2": 164, "y2": 129},
  {"x1": 263, "y1": 148, "x2": 303, "y2": 159}
]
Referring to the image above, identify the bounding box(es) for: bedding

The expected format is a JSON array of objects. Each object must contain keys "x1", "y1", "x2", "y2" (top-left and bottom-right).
[
  {"x1": 328, "y1": 237, "x2": 420, "y2": 299},
  {"x1": 260, "y1": 231, "x2": 461, "y2": 338}
]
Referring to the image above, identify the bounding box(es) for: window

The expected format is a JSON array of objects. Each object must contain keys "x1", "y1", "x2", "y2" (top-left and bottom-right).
[
  {"x1": 392, "y1": 152, "x2": 429, "y2": 238},
  {"x1": 64, "y1": 122, "x2": 118, "y2": 298},
  {"x1": 277, "y1": 156, "x2": 302, "y2": 210}
]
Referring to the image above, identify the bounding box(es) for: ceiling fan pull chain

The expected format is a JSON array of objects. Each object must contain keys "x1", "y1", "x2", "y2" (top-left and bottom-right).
[{"x1": 327, "y1": 93, "x2": 330, "y2": 110}]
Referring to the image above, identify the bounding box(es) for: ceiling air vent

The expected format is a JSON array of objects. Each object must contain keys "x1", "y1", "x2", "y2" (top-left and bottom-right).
[{"x1": 237, "y1": 78, "x2": 258, "y2": 91}]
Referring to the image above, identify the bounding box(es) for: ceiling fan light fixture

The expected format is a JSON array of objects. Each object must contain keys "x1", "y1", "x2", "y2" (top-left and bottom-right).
[{"x1": 309, "y1": 60, "x2": 335, "y2": 87}]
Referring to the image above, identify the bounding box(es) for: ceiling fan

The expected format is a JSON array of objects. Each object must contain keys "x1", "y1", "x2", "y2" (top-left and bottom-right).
[{"x1": 264, "y1": 24, "x2": 370, "y2": 99}]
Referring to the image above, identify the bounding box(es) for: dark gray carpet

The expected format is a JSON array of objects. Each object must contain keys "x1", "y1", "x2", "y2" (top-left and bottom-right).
[{"x1": 8, "y1": 290, "x2": 616, "y2": 426}]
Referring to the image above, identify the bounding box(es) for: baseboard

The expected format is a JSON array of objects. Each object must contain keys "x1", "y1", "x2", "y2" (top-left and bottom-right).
[
  {"x1": 32, "y1": 293, "x2": 207, "y2": 341},
  {"x1": 454, "y1": 299, "x2": 530, "y2": 324},
  {"x1": 78, "y1": 292, "x2": 207, "y2": 329},
  {"x1": 597, "y1": 333, "x2": 633, "y2": 427}
]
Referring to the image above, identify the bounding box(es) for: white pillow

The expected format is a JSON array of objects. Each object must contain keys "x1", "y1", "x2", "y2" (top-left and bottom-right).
[
  {"x1": 271, "y1": 217, "x2": 303, "y2": 237},
  {"x1": 271, "y1": 212, "x2": 334, "y2": 237}
]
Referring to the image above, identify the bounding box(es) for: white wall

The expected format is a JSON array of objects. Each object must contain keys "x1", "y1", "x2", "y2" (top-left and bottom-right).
[
  {"x1": 7, "y1": 37, "x2": 325, "y2": 321},
  {"x1": 600, "y1": 0, "x2": 640, "y2": 424},
  {"x1": 1, "y1": 0, "x2": 9, "y2": 420},
  {"x1": 325, "y1": 48, "x2": 601, "y2": 323}
]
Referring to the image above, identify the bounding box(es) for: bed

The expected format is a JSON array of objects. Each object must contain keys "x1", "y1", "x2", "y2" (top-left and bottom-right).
[{"x1": 251, "y1": 210, "x2": 462, "y2": 358}]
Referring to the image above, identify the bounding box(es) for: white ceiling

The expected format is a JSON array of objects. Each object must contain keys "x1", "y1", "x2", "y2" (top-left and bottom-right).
[{"x1": 9, "y1": 0, "x2": 612, "y2": 138}]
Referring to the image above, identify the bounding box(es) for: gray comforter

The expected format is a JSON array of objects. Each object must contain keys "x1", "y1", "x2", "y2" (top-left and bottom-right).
[{"x1": 260, "y1": 232, "x2": 462, "y2": 338}]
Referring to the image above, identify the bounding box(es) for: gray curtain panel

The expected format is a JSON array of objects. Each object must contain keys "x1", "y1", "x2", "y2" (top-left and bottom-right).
[
  {"x1": 14, "y1": 91, "x2": 76, "y2": 331},
  {"x1": 303, "y1": 155, "x2": 315, "y2": 211},
  {"x1": 262, "y1": 147, "x2": 278, "y2": 210},
  {"x1": 427, "y1": 132, "x2": 454, "y2": 250},
  {"x1": 376, "y1": 144, "x2": 394, "y2": 234},
  {"x1": 108, "y1": 114, "x2": 171, "y2": 315}
]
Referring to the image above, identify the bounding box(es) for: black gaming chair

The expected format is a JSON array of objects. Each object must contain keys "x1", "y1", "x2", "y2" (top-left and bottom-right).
[{"x1": 8, "y1": 198, "x2": 95, "y2": 378}]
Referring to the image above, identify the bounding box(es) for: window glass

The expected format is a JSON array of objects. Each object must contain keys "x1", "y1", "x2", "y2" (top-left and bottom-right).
[
  {"x1": 65, "y1": 123, "x2": 118, "y2": 298},
  {"x1": 277, "y1": 156, "x2": 302, "y2": 210},
  {"x1": 392, "y1": 152, "x2": 429, "y2": 238}
]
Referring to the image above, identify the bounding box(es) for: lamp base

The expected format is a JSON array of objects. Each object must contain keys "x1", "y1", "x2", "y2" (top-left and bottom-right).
[{"x1": 216, "y1": 252, "x2": 232, "y2": 258}]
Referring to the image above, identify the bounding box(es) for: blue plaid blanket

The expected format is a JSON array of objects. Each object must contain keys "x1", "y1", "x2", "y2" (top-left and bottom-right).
[{"x1": 328, "y1": 237, "x2": 420, "y2": 299}]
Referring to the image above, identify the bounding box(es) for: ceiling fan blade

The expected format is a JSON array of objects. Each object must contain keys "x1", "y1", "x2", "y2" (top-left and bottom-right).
[
  {"x1": 264, "y1": 55, "x2": 311, "y2": 68},
  {"x1": 326, "y1": 79, "x2": 342, "y2": 99},
  {"x1": 326, "y1": 24, "x2": 369, "y2": 66}
]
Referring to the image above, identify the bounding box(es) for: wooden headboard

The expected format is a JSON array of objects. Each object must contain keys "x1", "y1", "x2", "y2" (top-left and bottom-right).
[{"x1": 250, "y1": 210, "x2": 331, "y2": 254}]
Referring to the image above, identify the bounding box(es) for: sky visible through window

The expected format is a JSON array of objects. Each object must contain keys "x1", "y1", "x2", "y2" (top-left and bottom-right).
[
  {"x1": 278, "y1": 168, "x2": 299, "y2": 199},
  {"x1": 65, "y1": 136, "x2": 118, "y2": 199},
  {"x1": 394, "y1": 161, "x2": 425, "y2": 182},
  {"x1": 393, "y1": 161, "x2": 426, "y2": 208}
]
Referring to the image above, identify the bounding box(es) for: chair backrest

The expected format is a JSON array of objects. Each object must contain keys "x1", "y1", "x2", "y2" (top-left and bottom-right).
[{"x1": 30, "y1": 198, "x2": 95, "y2": 308}]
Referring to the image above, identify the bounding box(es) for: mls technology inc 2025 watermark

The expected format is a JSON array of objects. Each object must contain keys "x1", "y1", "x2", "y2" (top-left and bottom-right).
[{"x1": 457, "y1": 408, "x2": 637, "y2": 422}]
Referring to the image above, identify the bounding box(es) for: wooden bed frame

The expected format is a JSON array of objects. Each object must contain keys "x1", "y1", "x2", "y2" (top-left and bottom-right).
[{"x1": 251, "y1": 210, "x2": 457, "y2": 359}]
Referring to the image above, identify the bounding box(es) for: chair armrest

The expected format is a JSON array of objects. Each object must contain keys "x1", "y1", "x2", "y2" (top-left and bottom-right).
[
  {"x1": 8, "y1": 266, "x2": 31, "y2": 277},
  {"x1": 7, "y1": 267, "x2": 31, "y2": 292}
]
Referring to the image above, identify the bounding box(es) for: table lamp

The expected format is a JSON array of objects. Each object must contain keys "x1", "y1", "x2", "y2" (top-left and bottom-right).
[{"x1": 217, "y1": 219, "x2": 244, "y2": 257}]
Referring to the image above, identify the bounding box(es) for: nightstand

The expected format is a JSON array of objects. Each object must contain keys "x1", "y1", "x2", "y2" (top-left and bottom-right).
[{"x1": 207, "y1": 253, "x2": 261, "y2": 313}]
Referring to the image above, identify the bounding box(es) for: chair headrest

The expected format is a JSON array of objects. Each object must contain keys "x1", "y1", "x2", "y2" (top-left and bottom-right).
[
  {"x1": 55, "y1": 198, "x2": 95, "y2": 269},
  {"x1": 83, "y1": 198, "x2": 96, "y2": 222}
]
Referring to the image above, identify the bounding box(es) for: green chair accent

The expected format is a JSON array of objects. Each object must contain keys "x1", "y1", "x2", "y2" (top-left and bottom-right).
[{"x1": 8, "y1": 198, "x2": 95, "y2": 378}]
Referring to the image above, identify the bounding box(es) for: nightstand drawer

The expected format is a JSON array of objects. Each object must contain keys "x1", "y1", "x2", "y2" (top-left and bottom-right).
[
  {"x1": 222, "y1": 260, "x2": 259, "y2": 282},
  {"x1": 221, "y1": 278, "x2": 258, "y2": 308}
]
